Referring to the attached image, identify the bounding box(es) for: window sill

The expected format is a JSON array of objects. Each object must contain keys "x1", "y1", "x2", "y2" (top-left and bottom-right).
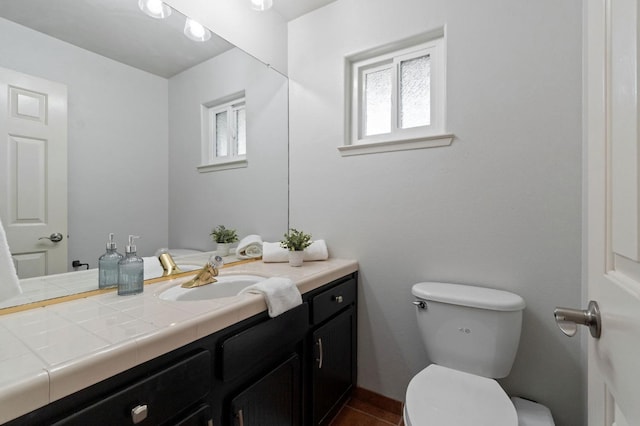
[
  {"x1": 338, "y1": 134, "x2": 454, "y2": 157},
  {"x1": 197, "y1": 157, "x2": 248, "y2": 173}
]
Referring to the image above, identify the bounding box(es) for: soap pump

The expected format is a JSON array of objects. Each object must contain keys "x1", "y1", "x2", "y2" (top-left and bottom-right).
[
  {"x1": 117, "y1": 235, "x2": 144, "y2": 295},
  {"x1": 98, "y1": 233, "x2": 123, "y2": 289}
]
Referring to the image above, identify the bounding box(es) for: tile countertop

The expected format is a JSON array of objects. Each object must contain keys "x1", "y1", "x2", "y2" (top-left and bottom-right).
[{"x1": 0, "y1": 258, "x2": 358, "y2": 424}]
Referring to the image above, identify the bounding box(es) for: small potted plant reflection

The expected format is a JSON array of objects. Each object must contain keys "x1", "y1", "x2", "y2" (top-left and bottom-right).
[
  {"x1": 210, "y1": 225, "x2": 238, "y2": 256},
  {"x1": 280, "y1": 228, "x2": 312, "y2": 267}
]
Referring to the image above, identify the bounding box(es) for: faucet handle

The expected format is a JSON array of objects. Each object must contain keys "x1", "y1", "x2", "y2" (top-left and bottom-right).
[{"x1": 209, "y1": 255, "x2": 224, "y2": 269}]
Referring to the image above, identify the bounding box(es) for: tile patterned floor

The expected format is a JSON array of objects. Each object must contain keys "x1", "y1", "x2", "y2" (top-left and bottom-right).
[{"x1": 330, "y1": 388, "x2": 405, "y2": 426}]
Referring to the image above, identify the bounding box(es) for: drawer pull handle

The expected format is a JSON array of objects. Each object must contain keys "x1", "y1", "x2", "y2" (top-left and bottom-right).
[
  {"x1": 236, "y1": 409, "x2": 244, "y2": 426},
  {"x1": 334, "y1": 295, "x2": 344, "y2": 303},
  {"x1": 316, "y1": 337, "x2": 324, "y2": 369},
  {"x1": 131, "y1": 404, "x2": 148, "y2": 424}
]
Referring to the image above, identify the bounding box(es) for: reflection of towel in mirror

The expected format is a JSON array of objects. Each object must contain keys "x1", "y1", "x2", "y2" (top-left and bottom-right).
[
  {"x1": 143, "y1": 257, "x2": 162, "y2": 280},
  {"x1": 236, "y1": 235, "x2": 263, "y2": 259},
  {"x1": 239, "y1": 277, "x2": 302, "y2": 317},
  {"x1": 262, "y1": 240, "x2": 329, "y2": 263},
  {"x1": 0, "y1": 217, "x2": 22, "y2": 302}
]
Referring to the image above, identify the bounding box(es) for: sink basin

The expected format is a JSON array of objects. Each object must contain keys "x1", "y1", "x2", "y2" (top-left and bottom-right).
[{"x1": 158, "y1": 274, "x2": 266, "y2": 301}]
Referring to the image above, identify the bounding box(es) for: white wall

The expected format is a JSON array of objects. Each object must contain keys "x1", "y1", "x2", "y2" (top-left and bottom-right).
[
  {"x1": 0, "y1": 17, "x2": 169, "y2": 265},
  {"x1": 166, "y1": 0, "x2": 288, "y2": 75},
  {"x1": 288, "y1": 1, "x2": 583, "y2": 425},
  {"x1": 167, "y1": 48, "x2": 289, "y2": 250}
]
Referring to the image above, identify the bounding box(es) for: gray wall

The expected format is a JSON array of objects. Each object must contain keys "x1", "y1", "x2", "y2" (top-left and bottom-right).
[
  {"x1": 288, "y1": 1, "x2": 583, "y2": 425},
  {"x1": 0, "y1": 17, "x2": 169, "y2": 264},
  {"x1": 167, "y1": 48, "x2": 289, "y2": 250}
]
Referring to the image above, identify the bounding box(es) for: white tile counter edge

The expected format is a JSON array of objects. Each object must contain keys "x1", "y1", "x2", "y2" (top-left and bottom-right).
[{"x1": 0, "y1": 258, "x2": 358, "y2": 423}]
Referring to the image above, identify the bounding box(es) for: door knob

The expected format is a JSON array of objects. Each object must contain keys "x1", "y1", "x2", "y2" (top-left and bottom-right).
[
  {"x1": 39, "y1": 232, "x2": 64, "y2": 243},
  {"x1": 554, "y1": 300, "x2": 601, "y2": 338}
]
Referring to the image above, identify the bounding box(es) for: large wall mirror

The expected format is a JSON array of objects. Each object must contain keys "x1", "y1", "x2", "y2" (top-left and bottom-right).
[{"x1": 0, "y1": 0, "x2": 289, "y2": 308}]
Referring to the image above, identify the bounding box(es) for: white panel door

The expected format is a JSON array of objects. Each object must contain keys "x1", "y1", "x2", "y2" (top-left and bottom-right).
[
  {"x1": 585, "y1": 1, "x2": 640, "y2": 425},
  {"x1": 0, "y1": 66, "x2": 68, "y2": 278}
]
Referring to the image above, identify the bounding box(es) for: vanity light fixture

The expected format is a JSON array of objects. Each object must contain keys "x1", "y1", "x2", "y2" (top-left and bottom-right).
[
  {"x1": 184, "y1": 18, "x2": 211, "y2": 42},
  {"x1": 138, "y1": 0, "x2": 172, "y2": 19},
  {"x1": 250, "y1": 0, "x2": 273, "y2": 11}
]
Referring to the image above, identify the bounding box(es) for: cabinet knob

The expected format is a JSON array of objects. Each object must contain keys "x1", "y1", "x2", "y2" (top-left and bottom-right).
[
  {"x1": 131, "y1": 404, "x2": 148, "y2": 424},
  {"x1": 334, "y1": 295, "x2": 343, "y2": 303}
]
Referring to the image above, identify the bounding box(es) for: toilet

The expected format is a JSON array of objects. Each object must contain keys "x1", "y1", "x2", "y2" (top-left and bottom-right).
[{"x1": 405, "y1": 282, "x2": 555, "y2": 426}]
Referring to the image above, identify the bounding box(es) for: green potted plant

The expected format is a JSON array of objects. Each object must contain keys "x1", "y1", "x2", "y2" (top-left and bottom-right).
[
  {"x1": 210, "y1": 225, "x2": 238, "y2": 256},
  {"x1": 280, "y1": 228, "x2": 312, "y2": 267}
]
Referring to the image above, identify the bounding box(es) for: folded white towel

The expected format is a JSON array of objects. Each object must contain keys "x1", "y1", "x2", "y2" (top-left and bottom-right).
[
  {"x1": 143, "y1": 256, "x2": 162, "y2": 280},
  {"x1": 239, "y1": 277, "x2": 302, "y2": 317},
  {"x1": 0, "y1": 217, "x2": 22, "y2": 302},
  {"x1": 236, "y1": 235, "x2": 263, "y2": 259},
  {"x1": 262, "y1": 240, "x2": 329, "y2": 263}
]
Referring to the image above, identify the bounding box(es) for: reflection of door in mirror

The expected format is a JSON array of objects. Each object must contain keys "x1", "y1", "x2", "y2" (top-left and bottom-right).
[{"x1": 0, "y1": 66, "x2": 67, "y2": 278}]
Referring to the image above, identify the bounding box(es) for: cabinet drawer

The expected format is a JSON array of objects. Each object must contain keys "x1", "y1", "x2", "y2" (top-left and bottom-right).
[
  {"x1": 219, "y1": 303, "x2": 308, "y2": 382},
  {"x1": 52, "y1": 350, "x2": 211, "y2": 425},
  {"x1": 312, "y1": 278, "x2": 356, "y2": 324}
]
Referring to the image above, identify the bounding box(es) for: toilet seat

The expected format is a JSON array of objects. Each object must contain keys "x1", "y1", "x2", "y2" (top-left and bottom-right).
[{"x1": 404, "y1": 364, "x2": 518, "y2": 426}]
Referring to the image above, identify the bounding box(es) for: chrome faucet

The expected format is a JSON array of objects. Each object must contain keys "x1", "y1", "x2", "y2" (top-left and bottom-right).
[{"x1": 181, "y1": 255, "x2": 224, "y2": 289}]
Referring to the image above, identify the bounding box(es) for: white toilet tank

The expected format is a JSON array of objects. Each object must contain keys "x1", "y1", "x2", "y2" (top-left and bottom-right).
[{"x1": 412, "y1": 282, "x2": 526, "y2": 379}]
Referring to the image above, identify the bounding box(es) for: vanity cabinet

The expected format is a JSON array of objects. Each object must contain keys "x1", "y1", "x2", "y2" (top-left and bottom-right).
[
  {"x1": 217, "y1": 303, "x2": 308, "y2": 425},
  {"x1": 5, "y1": 272, "x2": 358, "y2": 426},
  {"x1": 230, "y1": 354, "x2": 301, "y2": 425},
  {"x1": 11, "y1": 350, "x2": 213, "y2": 426},
  {"x1": 305, "y1": 275, "x2": 357, "y2": 426}
]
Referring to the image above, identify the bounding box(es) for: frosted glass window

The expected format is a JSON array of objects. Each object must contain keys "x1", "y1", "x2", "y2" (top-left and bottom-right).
[
  {"x1": 400, "y1": 54, "x2": 430, "y2": 129},
  {"x1": 364, "y1": 68, "x2": 392, "y2": 136},
  {"x1": 236, "y1": 108, "x2": 246, "y2": 155},
  {"x1": 349, "y1": 35, "x2": 445, "y2": 148},
  {"x1": 215, "y1": 111, "x2": 228, "y2": 157}
]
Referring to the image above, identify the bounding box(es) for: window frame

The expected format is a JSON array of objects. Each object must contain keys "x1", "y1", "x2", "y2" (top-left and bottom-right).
[
  {"x1": 198, "y1": 93, "x2": 247, "y2": 173},
  {"x1": 342, "y1": 33, "x2": 452, "y2": 156}
]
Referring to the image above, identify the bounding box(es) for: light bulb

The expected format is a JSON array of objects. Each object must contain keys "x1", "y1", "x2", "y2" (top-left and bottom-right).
[
  {"x1": 184, "y1": 18, "x2": 211, "y2": 42},
  {"x1": 138, "y1": 0, "x2": 172, "y2": 19},
  {"x1": 250, "y1": 0, "x2": 273, "y2": 11}
]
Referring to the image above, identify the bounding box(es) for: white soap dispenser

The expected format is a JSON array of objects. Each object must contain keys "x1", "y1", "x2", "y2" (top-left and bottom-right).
[
  {"x1": 98, "y1": 233, "x2": 123, "y2": 289},
  {"x1": 118, "y1": 235, "x2": 144, "y2": 295}
]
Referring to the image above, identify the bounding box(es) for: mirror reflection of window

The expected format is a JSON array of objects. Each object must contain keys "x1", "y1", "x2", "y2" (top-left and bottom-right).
[{"x1": 209, "y1": 96, "x2": 246, "y2": 160}]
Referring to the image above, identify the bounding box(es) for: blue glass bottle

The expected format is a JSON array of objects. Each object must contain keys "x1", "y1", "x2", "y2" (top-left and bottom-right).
[
  {"x1": 118, "y1": 235, "x2": 144, "y2": 295},
  {"x1": 98, "y1": 233, "x2": 123, "y2": 289}
]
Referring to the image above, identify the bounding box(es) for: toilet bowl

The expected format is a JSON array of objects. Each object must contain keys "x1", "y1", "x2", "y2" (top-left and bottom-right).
[{"x1": 405, "y1": 282, "x2": 554, "y2": 426}]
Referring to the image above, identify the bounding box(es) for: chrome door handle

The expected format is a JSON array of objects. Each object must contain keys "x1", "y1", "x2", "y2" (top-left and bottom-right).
[
  {"x1": 554, "y1": 300, "x2": 601, "y2": 338},
  {"x1": 39, "y1": 232, "x2": 63, "y2": 243}
]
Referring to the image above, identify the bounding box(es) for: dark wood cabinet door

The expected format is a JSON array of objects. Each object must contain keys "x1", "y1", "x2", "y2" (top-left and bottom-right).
[
  {"x1": 311, "y1": 307, "x2": 355, "y2": 425},
  {"x1": 230, "y1": 353, "x2": 301, "y2": 426}
]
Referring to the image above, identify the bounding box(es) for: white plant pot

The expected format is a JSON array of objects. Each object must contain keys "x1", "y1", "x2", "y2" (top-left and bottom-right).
[
  {"x1": 288, "y1": 250, "x2": 304, "y2": 267},
  {"x1": 217, "y1": 243, "x2": 231, "y2": 256}
]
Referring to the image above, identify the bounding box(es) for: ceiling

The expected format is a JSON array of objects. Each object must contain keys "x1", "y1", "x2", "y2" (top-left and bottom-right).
[
  {"x1": 273, "y1": 0, "x2": 337, "y2": 21},
  {"x1": 0, "y1": 0, "x2": 337, "y2": 78}
]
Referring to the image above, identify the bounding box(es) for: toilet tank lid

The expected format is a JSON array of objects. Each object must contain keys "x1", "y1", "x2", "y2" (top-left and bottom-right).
[{"x1": 412, "y1": 282, "x2": 526, "y2": 311}]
